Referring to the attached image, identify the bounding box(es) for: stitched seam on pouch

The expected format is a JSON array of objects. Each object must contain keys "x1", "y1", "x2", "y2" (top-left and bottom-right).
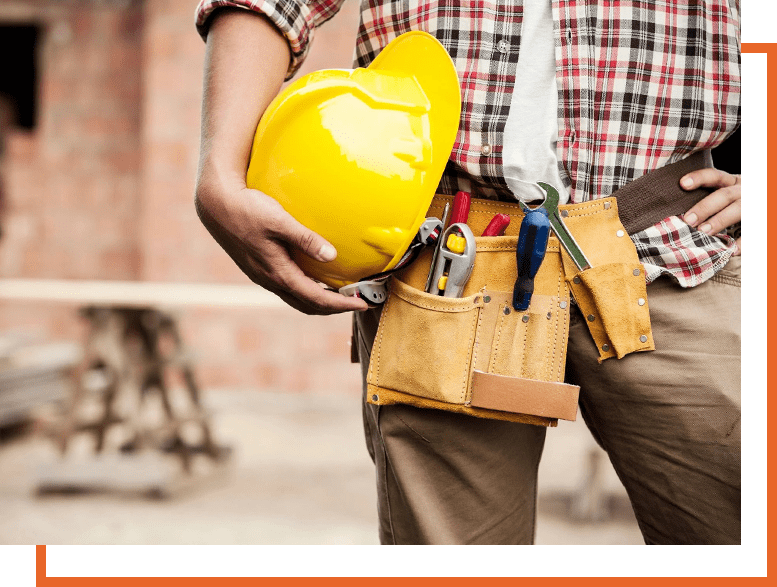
[
  {"x1": 467, "y1": 202, "x2": 526, "y2": 214},
  {"x1": 490, "y1": 306, "x2": 506, "y2": 373},
  {"x1": 370, "y1": 298, "x2": 389, "y2": 387},
  {"x1": 468, "y1": 306, "x2": 484, "y2": 403},
  {"x1": 552, "y1": 272, "x2": 562, "y2": 382},
  {"x1": 559, "y1": 287, "x2": 570, "y2": 381},
  {"x1": 462, "y1": 308, "x2": 480, "y2": 403},
  {"x1": 393, "y1": 290, "x2": 477, "y2": 312},
  {"x1": 433, "y1": 195, "x2": 610, "y2": 216},
  {"x1": 476, "y1": 244, "x2": 561, "y2": 253},
  {"x1": 564, "y1": 201, "x2": 605, "y2": 214},
  {"x1": 521, "y1": 304, "x2": 529, "y2": 379}
]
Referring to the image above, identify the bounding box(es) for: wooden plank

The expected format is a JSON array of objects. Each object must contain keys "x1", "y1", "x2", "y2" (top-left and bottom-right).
[{"x1": 0, "y1": 279, "x2": 290, "y2": 309}]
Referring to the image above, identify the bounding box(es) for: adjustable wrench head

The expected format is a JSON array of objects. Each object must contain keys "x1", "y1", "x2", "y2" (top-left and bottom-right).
[
  {"x1": 536, "y1": 181, "x2": 592, "y2": 271},
  {"x1": 536, "y1": 182, "x2": 560, "y2": 214},
  {"x1": 517, "y1": 181, "x2": 559, "y2": 215}
]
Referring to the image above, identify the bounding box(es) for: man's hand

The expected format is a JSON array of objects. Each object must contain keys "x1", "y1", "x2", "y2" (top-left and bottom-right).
[
  {"x1": 195, "y1": 177, "x2": 368, "y2": 315},
  {"x1": 196, "y1": 9, "x2": 367, "y2": 314},
  {"x1": 681, "y1": 168, "x2": 741, "y2": 255}
]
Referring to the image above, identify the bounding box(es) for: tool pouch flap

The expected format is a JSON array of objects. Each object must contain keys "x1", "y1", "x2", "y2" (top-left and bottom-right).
[
  {"x1": 559, "y1": 198, "x2": 655, "y2": 361},
  {"x1": 570, "y1": 263, "x2": 654, "y2": 360}
]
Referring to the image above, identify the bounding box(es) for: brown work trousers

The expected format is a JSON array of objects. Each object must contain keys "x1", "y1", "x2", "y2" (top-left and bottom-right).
[{"x1": 354, "y1": 257, "x2": 741, "y2": 544}]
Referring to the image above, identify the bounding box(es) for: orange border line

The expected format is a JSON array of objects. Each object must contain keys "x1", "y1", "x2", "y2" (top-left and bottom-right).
[
  {"x1": 742, "y1": 43, "x2": 777, "y2": 577},
  {"x1": 34, "y1": 44, "x2": 770, "y2": 586}
]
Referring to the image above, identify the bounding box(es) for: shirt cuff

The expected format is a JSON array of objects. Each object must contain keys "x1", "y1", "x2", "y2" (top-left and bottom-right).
[{"x1": 195, "y1": 0, "x2": 342, "y2": 80}]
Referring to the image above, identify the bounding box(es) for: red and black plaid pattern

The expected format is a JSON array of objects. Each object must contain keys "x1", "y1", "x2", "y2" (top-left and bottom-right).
[
  {"x1": 634, "y1": 216, "x2": 738, "y2": 287},
  {"x1": 195, "y1": 0, "x2": 343, "y2": 71},
  {"x1": 195, "y1": 0, "x2": 741, "y2": 286},
  {"x1": 554, "y1": 0, "x2": 740, "y2": 202},
  {"x1": 353, "y1": 1, "x2": 523, "y2": 199}
]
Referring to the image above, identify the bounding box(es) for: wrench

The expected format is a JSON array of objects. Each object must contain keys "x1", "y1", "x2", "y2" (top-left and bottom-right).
[{"x1": 519, "y1": 183, "x2": 592, "y2": 271}]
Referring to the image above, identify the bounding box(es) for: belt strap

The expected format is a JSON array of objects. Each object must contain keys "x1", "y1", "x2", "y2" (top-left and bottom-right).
[{"x1": 614, "y1": 150, "x2": 713, "y2": 234}]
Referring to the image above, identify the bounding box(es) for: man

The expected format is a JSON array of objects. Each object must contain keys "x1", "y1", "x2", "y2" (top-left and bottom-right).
[{"x1": 193, "y1": 1, "x2": 741, "y2": 544}]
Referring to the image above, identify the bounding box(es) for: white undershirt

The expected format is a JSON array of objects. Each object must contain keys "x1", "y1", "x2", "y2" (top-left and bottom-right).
[{"x1": 502, "y1": 1, "x2": 570, "y2": 204}]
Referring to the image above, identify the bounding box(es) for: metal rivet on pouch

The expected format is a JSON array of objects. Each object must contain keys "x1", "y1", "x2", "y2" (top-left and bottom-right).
[
  {"x1": 522, "y1": 315, "x2": 530, "y2": 323},
  {"x1": 640, "y1": 335, "x2": 648, "y2": 343},
  {"x1": 474, "y1": 296, "x2": 480, "y2": 303},
  {"x1": 638, "y1": 298, "x2": 645, "y2": 306},
  {"x1": 573, "y1": 276, "x2": 581, "y2": 284},
  {"x1": 559, "y1": 301, "x2": 568, "y2": 309},
  {"x1": 503, "y1": 307, "x2": 511, "y2": 315},
  {"x1": 372, "y1": 394, "x2": 378, "y2": 402},
  {"x1": 604, "y1": 202, "x2": 611, "y2": 210},
  {"x1": 602, "y1": 344, "x2": 610, "y2": 352},
  {"x1": 547, "y1": 312, "x2": 552, "y2": 320},
  {"x1": 616, "y1": 230, "x2": 625, "y2": 237},
  {"x1": 587, "y1": 314, "x2": 596, "y2": 322},
  {"x1": 483, "y1": 295, "x2": 491, "y2": 303},
  {"x1": 561, "y1": 210, "x2": 569, "y2": 218},
  {"x1": 633, "y1": 268, "x2": 641, "y2": 276}
]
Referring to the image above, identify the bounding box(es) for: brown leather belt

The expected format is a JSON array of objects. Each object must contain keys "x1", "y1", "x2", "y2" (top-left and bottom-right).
[{"x1": 614, "y1": 150, "x2": 713, "y2": 234}]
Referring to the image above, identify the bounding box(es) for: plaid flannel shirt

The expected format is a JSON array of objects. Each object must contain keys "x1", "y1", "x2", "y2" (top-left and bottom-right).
[{"x1": 196, "y1": 0, "x2": 741, "y2": 287}]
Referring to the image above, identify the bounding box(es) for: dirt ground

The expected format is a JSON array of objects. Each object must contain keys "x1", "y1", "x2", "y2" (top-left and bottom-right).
[{"x1": 0, "y1": 389, "x2": 642, "y2": 545}]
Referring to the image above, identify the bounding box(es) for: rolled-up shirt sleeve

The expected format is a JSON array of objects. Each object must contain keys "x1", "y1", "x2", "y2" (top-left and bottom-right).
[{"x1": 195, "y1": 0, "x2": 347, "y2": 79}]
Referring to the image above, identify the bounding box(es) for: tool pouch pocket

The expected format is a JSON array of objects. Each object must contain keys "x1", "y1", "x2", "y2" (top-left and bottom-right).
[
  {"x1": 366, "y1": 229, "x2": 581, "y2": 428},
  {"x1": 367, "y1": 278, "x2": 483, "y2": 406}
]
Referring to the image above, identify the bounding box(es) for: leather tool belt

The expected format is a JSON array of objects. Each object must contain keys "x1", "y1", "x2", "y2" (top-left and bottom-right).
[{"x1": 364, "y1": 151, "x2": 713, "y2": 427}]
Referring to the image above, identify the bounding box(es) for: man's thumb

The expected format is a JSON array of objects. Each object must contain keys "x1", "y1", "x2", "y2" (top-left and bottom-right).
[{"x1": 289, "y1": 222, "x2": 337, "y2": 262}]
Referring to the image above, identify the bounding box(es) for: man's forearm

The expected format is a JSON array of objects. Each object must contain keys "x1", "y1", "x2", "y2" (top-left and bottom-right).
[{"x1": 197, "y1": 9, "x2": 290, "y2": 193}]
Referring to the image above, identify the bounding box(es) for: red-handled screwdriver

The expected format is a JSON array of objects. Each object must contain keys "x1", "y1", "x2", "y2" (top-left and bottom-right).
[
  {"x1": 481, "y1": 214, "x2": 511, "y2": 236},
  {"x1": 450, "y1": 191, "x2": 471, "y2": 226}
]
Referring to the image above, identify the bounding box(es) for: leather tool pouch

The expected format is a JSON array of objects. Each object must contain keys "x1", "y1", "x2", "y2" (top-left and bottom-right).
[{"x1": 365, "y1": 194, "x2": 655, "y2": 427}]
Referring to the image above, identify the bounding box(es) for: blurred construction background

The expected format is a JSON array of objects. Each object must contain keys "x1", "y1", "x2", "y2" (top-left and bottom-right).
[{"x1": 0, "y1": 0, "x2": 642, "y2": 545}]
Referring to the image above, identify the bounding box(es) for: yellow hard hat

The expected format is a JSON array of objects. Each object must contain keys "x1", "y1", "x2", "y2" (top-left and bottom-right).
[{"x1": 246, "y1": 31, "x2": 461, "y2": 289}]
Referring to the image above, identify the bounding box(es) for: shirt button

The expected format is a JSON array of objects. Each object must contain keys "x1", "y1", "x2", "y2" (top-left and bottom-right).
[
  {"x1": 481, "y1": 144, "x2": 492, "y2": 156},
  {"x1": 497, "y1": 39, "x2": 509, "y2": 53}
]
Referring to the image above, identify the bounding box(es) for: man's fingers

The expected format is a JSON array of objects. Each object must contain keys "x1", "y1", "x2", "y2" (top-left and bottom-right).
[
  {"x1": 683, "y1": 188, "x2": 742, "y2": 233},
  {"x1": 283, "y1": 271, "x2": 369, "y2": 314},
  {"x1": 681, "y1": 169, "x2": 741, "y2": 231},
  {"x1": 240, "y1": 250, "x2": 368, "y2": 314},
  {"x1": 205, "y1": 188, "x2": 367, "y2": 313},
  {"x1": 694, "y1": 199, "x2": 741, "y2": 236},
  {"x1": 680, "y1": 168, "x2": 738, "y2": 191}
]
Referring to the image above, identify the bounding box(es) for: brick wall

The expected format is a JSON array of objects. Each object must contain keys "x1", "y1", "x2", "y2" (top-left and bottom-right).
[
  {"x1": 1, "y1": 0, "x2": 144, "y2": 280},
  {"x1": 0, "y1": 0, "x2": 365, "y2": 394}
]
